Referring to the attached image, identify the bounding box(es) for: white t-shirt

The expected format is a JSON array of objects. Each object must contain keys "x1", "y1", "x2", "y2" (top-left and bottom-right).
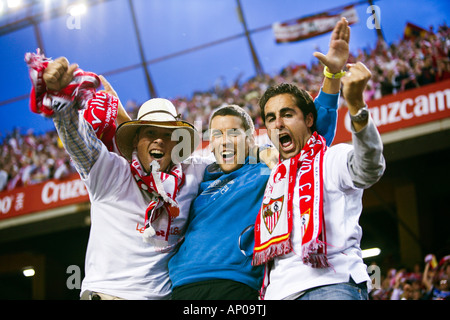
[
  {"x1": 80, "y1": 144, "x2": 207, "y2": 300},
  {"x1": 264, "y1": 119, "x2": 385, "y2": 300}
]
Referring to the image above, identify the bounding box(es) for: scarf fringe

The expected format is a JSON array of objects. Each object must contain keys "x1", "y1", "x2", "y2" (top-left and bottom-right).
[
  {"x1": 144, "y1": 236, "x2": 185, "y2": 253},
  {"x1": 150, "y1": 161, "x2": 178, "y2": 209},
  {"x1": 252, "y1": 239, "x2": 292, "y2": 266},
  {"x1": 24, "y1": 49, "x2": 50, "y2": 70},
  {"x1": 301, "y1": 239, "x2": 331, "y2": 269},
  {"x1": 143, "y1": 236, "x2": 168, "y2": 248},
  {"x1": 142, "y1": 225, "x2": 156, "y2": 243}
]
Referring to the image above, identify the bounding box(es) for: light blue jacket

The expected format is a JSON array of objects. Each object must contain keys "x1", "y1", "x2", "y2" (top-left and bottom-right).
[{"x1": 169, "y1": 89, "x2": 339, "y2": 291}]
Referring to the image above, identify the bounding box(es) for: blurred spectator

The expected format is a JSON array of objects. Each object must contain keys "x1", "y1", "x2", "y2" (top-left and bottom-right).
[
  {"x1": 368, "y1": 253, "x2": 450, "y2": 300},
  {"x1": 394, "y1": 60, "x2": 418, "y2": 92},
  {"x1": 0, "y1": 164, "x2": 8, "y2": 191},
  {"x1": 390, "y1": 269, "x2": 423, "y2": 300},
  {"x1": 416, "y1": 57, "x2": 436, "y2": 86},
  {"x1": 435, "y1": 57, "x2": 450, "y2": 82},
  {"x1": 422, "y1": 255, "x2": 450, "y2": 300}
]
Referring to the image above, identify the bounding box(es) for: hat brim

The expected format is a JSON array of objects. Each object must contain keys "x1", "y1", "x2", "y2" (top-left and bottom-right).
[{"x1": 115, "y1": 120, "x2": 200, "y2": 163}]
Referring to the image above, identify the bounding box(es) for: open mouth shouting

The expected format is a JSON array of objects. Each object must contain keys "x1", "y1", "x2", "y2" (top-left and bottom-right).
[
  {"x1": 278, "y1": 131, "x2": 295, "y2": 153},
  {"x1": 149, "y1": 149, "x2": 165, "y2": 161},
  {"x1": 220, "y1": 149, "x2": 236, "y2": 163},
  {"x1": 147, "y1": 148, "x2": 173, "y2": 172}
]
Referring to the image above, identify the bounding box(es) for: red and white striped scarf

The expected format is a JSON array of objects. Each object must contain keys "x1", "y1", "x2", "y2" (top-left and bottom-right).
[
  {"x1": 25, "y1": 49, "x2": 100, "y2": 116},
  {"x1": 130, "y1": 152, "x2": 185, "y2": 250},
  {"x1": 83, "y1": 92, "x2": 119, "y2": 152},
  {"x1": 25, "y1": 50, "x2": 119, "y2": 151},
  {"x1": 253, "y1": 132, "x2": 330, "y2": 268}
]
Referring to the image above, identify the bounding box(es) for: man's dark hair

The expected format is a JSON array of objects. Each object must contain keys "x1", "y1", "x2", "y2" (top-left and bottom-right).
[{"x1": 259, "y1": 83, "x2": 317, "y2": 133}]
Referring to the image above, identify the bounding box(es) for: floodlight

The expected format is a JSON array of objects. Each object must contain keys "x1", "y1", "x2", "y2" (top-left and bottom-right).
[
  {"x1": 361, "y1": 248, "x2": 381, "y2": 259},
  {"x1": 68, "y1": 3, "x2": 87, "y2": 17},
  {"x1": 7, "y1": 0, "x2": 21, "y2": 9},
  {"x1": 22, "y1": 267, "x2": 35, "y2": 277}
]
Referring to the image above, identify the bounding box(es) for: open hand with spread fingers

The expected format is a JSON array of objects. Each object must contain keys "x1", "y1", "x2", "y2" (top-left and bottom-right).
[{"x1": 313, "y1": 17, "x2": 350, "y2": 74}]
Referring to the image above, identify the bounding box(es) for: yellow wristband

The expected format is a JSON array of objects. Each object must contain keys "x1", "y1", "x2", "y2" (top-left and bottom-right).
[{"x1": 323, "y1": 67, "x2": 346, "y2": 79}]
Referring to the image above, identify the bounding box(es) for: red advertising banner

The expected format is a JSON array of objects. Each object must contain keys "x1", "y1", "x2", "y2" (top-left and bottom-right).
[
  {"x1": 333, "y1": 79, "x2": 450, "y2": 144},
  {"x1": 0, "y1": 173, "x2": 89, "y2": 221}
]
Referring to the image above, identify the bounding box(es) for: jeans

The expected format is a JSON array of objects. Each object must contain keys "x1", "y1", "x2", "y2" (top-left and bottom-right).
[
  {"x1": 296, "y1": 279, "x2": 368, "y2": 300},
  {"x1": 80, "y1": 290, "x2": 126, "y2": 300}
]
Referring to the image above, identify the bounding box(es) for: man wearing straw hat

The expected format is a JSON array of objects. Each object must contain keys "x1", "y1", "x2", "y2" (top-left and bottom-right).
[{"x1": 26, "y1": 52, "x2": 209, "y2": 300}]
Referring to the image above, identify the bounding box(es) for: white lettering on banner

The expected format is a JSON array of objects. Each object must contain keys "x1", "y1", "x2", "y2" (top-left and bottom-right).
[
  {"x1": 41, "y1": 180, "x2": 88, "y2": 205},
  {"x1": 344, "y1": 89, "x2": 450, "y2": 131},
  {"x1": 14, "y1": 192, "x2": 25, "y2": 211},
  {"x1": 0, "y1": 193, "x2": 26, "y2": 215},
  {"x1": 0, "y1": 195, "x2": 13, "y2": 214}
]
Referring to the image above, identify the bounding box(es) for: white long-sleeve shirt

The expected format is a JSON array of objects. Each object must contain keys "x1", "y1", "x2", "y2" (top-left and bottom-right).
[
  {"x1": 53, "y1": 104, "x2": 208, "y2": 299},
  {"x1": 265, "y1": 116, "x2": 385, "y2": 300}
]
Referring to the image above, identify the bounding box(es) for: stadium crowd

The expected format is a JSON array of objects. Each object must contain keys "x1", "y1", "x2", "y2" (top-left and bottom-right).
[
  {"x1": 0, "y1": 129, "x2": 76, "y2": 191},
  {"x1": 368, "y1": 254, "x2": 450, "y2": 300},
  {"x1": 0, "y1": 23, "x2": 449, "y2": 192}
]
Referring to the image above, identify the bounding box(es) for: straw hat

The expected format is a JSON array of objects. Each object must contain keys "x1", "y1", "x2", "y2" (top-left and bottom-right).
[{"x1": 115, "y1": 98, "x2": 198, "y2": 163}]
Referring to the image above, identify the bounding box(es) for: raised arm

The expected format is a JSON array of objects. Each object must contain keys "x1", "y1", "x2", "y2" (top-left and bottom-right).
[
  {"x1": 341, "y1": 62, "x2": 371, "y2": 132},
  {"x1": 44, "y1": 57, "x2": 103, "y2": 179},
  {"x1": 312, "y1": 17, "x2": 350, "y2": 145},
  {"x1": 314, "y1": 17, "x2": 350, "y2": 95},
  {"x1": 342, "y1": 62, "x2": 385, "y2": 188}
]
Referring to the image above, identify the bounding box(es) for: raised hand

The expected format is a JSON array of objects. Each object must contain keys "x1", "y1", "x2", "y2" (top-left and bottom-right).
[
  {"x1": 43, "y1": 57, "x2": 78, "y2": 91},
  {"x1": 341, "y1": 62, "x2": 372, "y2": 131},
  {"x1": 341, "y1": 62, "x2": 371, "y2": 109},
  {"x1": 99, "y1": 75, "x2": 118, "y2": 97},
  {"x1": 313, "y1": 17, "x2": 350, "y2": 74}
]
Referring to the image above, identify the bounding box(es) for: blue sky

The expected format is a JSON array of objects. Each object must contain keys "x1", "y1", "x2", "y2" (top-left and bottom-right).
[{"x1": 0, "y1": 0, "x2": 448, "y2": 136}]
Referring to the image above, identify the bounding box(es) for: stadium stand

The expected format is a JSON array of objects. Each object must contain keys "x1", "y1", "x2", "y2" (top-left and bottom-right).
[{"x1": 1, "y1": 23, "x2": 448, "y2": 191}]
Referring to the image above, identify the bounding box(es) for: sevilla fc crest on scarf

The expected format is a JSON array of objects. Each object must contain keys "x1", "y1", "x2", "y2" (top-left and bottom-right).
[{"x1": 262, "y1": 196, "x2": 284, "y2": 234}]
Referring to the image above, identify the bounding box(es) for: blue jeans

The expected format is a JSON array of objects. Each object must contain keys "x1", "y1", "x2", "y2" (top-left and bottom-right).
[{"x1": 297, "y1": 279, "x2": 368, "y2": 300}]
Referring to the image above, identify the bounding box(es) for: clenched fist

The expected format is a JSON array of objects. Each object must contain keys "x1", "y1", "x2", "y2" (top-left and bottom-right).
[
  {"x1": 341, "y1": 62, "x2": 372, "y2": 130},
  {"x1": 43, "y1": 57, "x2": 78, "y2": 91}
]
